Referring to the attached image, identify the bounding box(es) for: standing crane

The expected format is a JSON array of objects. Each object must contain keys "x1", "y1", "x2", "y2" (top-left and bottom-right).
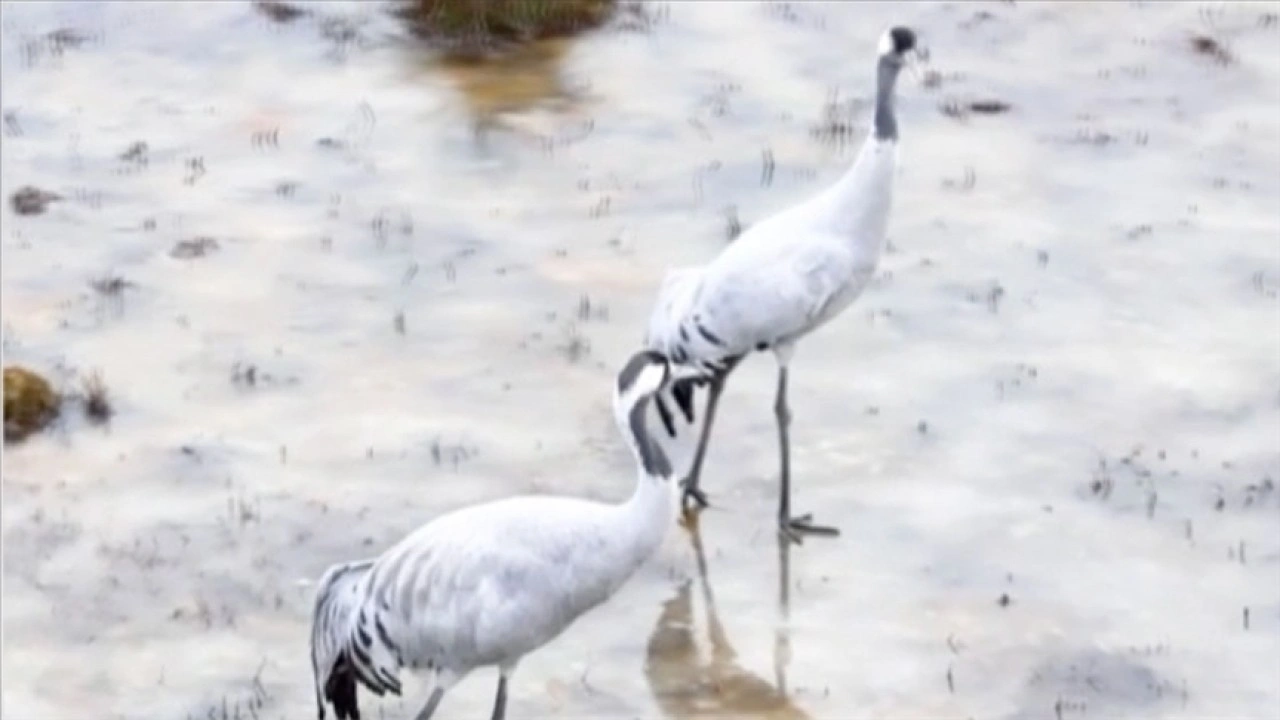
[
  {"x1": 310, "y1": 350, "x2": 698, "y2": 720},
  {"x1": 645, "y1": 26, "x2": 920, "y2": 543}
]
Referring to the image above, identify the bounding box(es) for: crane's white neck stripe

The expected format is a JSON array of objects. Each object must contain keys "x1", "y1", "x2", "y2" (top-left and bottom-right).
[
  {"x1": 877, "y1": 30, "x2": 894, "y2": 56},
  {"x1": 616, "y1": 351, "x2": 667, "y2": 398}
]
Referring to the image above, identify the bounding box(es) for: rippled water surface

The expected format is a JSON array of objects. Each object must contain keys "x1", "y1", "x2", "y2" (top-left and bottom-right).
[{"x1": 3, "y1": 2, "x2": 1279, "y2": 718}]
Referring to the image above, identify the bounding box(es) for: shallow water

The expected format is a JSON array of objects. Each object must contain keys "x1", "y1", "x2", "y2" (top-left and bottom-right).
[{"x1": 3, "y1": 1, "x2": 1279, "y2": 718}]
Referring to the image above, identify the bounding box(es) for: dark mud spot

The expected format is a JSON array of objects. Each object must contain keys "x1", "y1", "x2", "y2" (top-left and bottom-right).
[
  {"x1": 89, "y1": 274, "x2": 134, "y2": 297},
  {"x1": 3, "y1": 110, "x2": 22, "y2": 137},
  {"x1": 1189, "y1": 34, "x2": 1233, "y2": 65},
  {"x1": 118, "y1": 141, "x2": 149, "y2": 165},
  {"x1": 940, "y1": 98, "x2": 1012, "y2": 120},
  {"x1": 10, "y1": 186, "x2": 62, "y2": 216},
  {"x1": 170, "y1": 236, "x2": 220, "y2": 259},
  {"x1": 970, "y1": 99, "x2": 1012, "y2": 114},
  {"x1": 254, "y1": 0, "x2": 308, "y2": 23}
]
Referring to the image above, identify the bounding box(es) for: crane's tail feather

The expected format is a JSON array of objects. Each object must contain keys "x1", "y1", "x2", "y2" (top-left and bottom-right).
[
  {"x1": 311, "y1": 560, "x2": 383, "y2": 720},
  {"x1": 323, "y1": 654, "x2": 361, "y2": 720}
]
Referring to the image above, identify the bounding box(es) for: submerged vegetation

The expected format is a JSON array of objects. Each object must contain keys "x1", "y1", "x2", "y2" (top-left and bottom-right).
[{"x1": 396, "y1": 0, "x2": 617, "y2": 58}]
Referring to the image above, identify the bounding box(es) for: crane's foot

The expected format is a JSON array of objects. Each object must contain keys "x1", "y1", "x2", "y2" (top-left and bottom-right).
[
  {"x1": 779, "y1": 513, "x2": 840, "y2": 545},
  {"x1": 681, "y1": 483, "x2": 711, "y2": 510}
]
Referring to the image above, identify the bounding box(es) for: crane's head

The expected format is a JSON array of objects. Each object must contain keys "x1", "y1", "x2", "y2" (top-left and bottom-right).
[
  {"x1": 613, "y1": 350, "x2": 706, "y2": 479},
  {"x1": 877, "y1": 26, "x2": 920, "y2": 68},
  {"x1": 614, "y1": 349, "x2": 671, "y2": 415}
]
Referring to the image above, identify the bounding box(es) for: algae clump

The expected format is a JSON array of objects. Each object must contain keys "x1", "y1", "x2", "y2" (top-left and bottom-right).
[
  {"x1": 398, "y1": 0, "x2": 616, "y2": 57},
  {"x1": 4, "y1": 366, "x2": 60, "y2": 442}
]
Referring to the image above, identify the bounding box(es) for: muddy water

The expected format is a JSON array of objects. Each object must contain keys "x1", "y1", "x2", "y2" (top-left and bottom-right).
[{"x1": 3, "y1": 1, "x2": 1279, "y2": 718}]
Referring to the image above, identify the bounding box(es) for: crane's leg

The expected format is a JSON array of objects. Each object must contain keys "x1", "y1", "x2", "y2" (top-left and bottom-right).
[
  {"x1": 412, "y1": 687, "x2": 445, "y2": 720},
  {"x1": 774, "y1": 529, "x2": 793, "y2": 695},
  {"x1": 490, "y1": 668, "x2": 511, "y2": 720},
  {"x1": 774, "y1": 364, "x2": 840, "y2": 544},
  {"x1": 681, "y1": 375, "x2": 726, "y2": 510}
]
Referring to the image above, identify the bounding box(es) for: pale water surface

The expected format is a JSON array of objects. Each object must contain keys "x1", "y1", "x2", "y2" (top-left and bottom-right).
[{"x1": 2, "y1": 2, "x2": 1279, "y2": 719}]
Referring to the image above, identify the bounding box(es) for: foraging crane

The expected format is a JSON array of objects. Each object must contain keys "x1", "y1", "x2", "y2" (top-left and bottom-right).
[
  {"x1": 310, "y1": 350, "x2": 698, "y2": 720},
  {"x1": 645, "y1": 26, "x2": 920, "y2": 543}
]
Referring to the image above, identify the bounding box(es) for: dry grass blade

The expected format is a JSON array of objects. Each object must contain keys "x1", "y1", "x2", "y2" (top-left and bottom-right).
[{"x1": 81, "y1": 370, "x2": 113, "y2": 424}]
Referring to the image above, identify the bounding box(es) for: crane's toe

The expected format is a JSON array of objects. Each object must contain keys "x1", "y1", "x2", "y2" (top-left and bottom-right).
[
  {"x1": 780, "y1": 514, "x2": 840, "y2": 545},
  {"x1": 681, "y1": 483, "x2": 711, "y2": 510}
]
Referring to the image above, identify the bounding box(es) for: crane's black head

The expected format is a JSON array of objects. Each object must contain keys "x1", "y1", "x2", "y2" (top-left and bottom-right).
[
  {"x1": 878, "y1": 26, "x2": 918, "y2": 64},
  {"x1": 612, "y1": 350, "x2": 675, "y2": 478},
  {"x1": 614, "y1": 350, "x2": 671, "y2": 436}
]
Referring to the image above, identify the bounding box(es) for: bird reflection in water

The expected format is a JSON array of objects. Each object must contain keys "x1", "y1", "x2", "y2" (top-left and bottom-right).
[{"x1": 644, "y1": 512, "x2": 809, "y2": 720}]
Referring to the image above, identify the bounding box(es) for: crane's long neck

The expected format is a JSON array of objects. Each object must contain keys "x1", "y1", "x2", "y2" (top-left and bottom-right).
[
  {"x1": 872, "y1": 55, "x2": 903, "y2": 142},
  {"x1": 610, "y1": 395, "x2": 678, "y2": 569},
  {"x1": 618, "y1": 466, "x2": 674, "y2": 561},
  {"x1": 809, "y1": 55, "x2": 904, "y2": 245},
  {"x1": 557, "y1": 464, "x2": 670, "y2": 613}
]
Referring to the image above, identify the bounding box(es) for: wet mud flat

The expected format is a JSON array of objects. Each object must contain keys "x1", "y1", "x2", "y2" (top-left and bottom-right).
[{"x1": 3, "y1": 1, "x2": 1279, "y2": 719}]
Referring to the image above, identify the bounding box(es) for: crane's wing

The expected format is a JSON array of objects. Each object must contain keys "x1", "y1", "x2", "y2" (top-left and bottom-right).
[
  {"x1": 644, "y1": 265, "x2": 705, "y2": 354},
  {"x1": 347, "y1": 501, "x2": 608, "y2": 671},
  {"x1": 669, "y1": 238, "x2": 857, "y2": 364}
]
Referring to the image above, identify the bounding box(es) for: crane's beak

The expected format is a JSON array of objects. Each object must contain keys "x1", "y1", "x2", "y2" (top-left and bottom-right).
[{"x1": 905, "y1": 44, "x2": 928, "y2": 85}]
